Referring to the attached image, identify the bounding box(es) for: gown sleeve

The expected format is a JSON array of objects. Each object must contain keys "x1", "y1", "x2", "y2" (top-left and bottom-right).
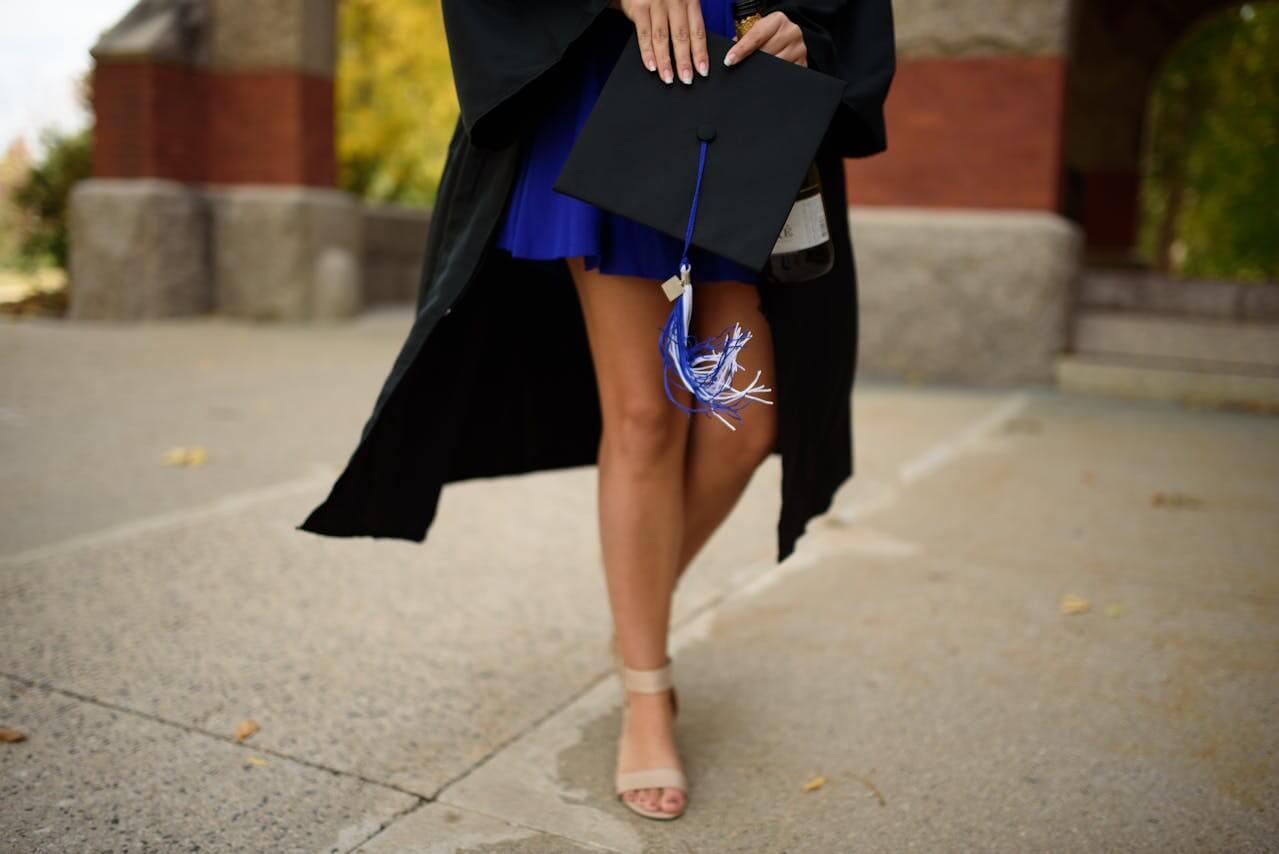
[
  {"x1": 441, "y1": 0, "x2": 613, "y2": 148},
  {"x1": 764, "y1": 0, "x2": 896, "y2": 158}
]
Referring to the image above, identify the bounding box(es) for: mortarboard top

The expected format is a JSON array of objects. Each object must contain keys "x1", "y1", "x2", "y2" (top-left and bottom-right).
[
  {"x1": 554, "y1": 27, "x2": 847, "y2": 429},
  {"x1": 554, "y1": 27, "x2": 846, "y2": 274}
]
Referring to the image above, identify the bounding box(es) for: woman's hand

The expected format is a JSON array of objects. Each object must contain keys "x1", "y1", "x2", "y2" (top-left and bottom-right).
[
  {"x1": 724, "y1": 11, "x2": 807, "y2": 67},
  {"x1": 614, "y1": 0, "x2": 710, "y2": 85}
]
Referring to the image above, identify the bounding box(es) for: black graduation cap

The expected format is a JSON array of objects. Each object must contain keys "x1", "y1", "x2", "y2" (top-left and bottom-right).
[
  {"x1": 552, "y1": 28, "x2": 846, "y2": 430},
  {"x1": 553, "y1": 28, "x2": 846, "y2": 275}
]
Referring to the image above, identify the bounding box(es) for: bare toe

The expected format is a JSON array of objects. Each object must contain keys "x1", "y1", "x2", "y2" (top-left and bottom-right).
[{"x1": 661, "y1": 788, "x2": 686, "y2": 813}]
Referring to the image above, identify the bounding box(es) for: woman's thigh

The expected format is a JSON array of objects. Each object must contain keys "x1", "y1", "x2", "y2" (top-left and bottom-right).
[
  {"x1": 688, "y1": 279, "x2": 778, "y2": 453},
  {"x1": 565, "y1": 257, "x2": 692, "y2": 446}
]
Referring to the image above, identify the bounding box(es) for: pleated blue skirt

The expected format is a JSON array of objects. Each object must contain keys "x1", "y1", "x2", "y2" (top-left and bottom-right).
[{"x1": 495, "y1": 3, "x2": 759, "y2": 284}]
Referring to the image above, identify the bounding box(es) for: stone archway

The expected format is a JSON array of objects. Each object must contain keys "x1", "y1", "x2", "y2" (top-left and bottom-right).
[
  {"x1": 1055, "y1": 0, "x2": 1279, "y2": 408},
  {"x1": 1062, "y1": 0, "x2": 1241, "y2": 259}
]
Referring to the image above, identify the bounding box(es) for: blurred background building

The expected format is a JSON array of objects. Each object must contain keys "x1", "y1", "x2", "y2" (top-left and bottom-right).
[{"x1": 4, "y1": 0, "x2": 1277, "y2": 407}]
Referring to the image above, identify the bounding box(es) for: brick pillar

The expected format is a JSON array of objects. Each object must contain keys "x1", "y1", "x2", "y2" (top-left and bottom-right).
[
  {"x1": 843, "y1": 0, "x2": 1082, "y2": 384},
  {"x1": 89, "y1": 0, "x2": 336, "y2": 187},
  {"x1": 71, "y1": 0, "x2": 361, "y2": 321},
  {"x1": 203, "y1": 0, "x2": 337, "y2": 187}
]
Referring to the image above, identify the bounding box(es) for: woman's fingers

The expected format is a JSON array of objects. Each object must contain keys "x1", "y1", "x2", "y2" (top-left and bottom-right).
[
  {"x1": 666, "y1": 1, "x2": 694, "y2": 84},
  {"x1": 761, "y1": 26, "x2": 807, "y2": 66},
  {"x1": 724, "y1": 11, "x2": 781, "y2": 65},
  {"x1": 628, "y1": 0, "x2": 658, "y2": 72},
  {"x1": 686, "y1": 2, "x2": 710, "y2": 78},
  {"x1": 624, "y1": 0, "x2": 710, "y2": 83},
  {"x1": 724, "y1": 12, "x2": 805, "y2": 67},
  {"x1": 649, "y1": 1, "x2": 675, "y2": 83}
]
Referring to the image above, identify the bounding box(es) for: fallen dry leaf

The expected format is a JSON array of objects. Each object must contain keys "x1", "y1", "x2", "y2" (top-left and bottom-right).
[
  {"x1": 244, "y1": 755, "x2": 268, "y2": 767},
  {"x1": 1060, "y1": 594, "x2": 1091, "y2": 616},
  {"x1": 161, "y1": 446, "x2": 209, "y2": 467},
  {"x1": 233, "y1": 719, "x2": 260, "y2": 743},
  {"x1": 802, "y1": 776, "x2": 827, "y2": 792},
  {"x1": 0, "y1": 728, "x2": 26, "y2": 743},
  {"x1": 1104, "y1": 603, "x2": 1126, "y2": 618}
]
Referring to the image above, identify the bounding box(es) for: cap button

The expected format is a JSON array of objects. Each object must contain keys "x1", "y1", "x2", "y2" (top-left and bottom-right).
[{"x1": 696, "y1": 124, "x2": 716, "y2": 142}]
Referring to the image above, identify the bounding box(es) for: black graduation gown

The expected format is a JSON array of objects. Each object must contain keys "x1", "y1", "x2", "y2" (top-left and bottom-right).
[{"x1": 297, "y1": 0, "x2": 896, "y2": 563}]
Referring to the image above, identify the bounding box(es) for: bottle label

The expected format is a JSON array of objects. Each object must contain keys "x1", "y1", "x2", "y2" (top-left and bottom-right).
[{"x1": 772, "y1": 195, "x2": 829, "y2": 254}]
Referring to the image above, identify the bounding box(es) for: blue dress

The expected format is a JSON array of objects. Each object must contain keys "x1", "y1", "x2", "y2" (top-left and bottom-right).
[{"x1": 495, "y1": 3, "x2": 759, "y2": 284}]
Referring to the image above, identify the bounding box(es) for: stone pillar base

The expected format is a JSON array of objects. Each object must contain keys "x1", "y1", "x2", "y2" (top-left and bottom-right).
[
  {"x1": 849, "y1": 207, "x2": 1082, "y2": 384},
  {"x1": 208, "y1": 186, "x2": 364, "y2": 321},
  {"x1": 68, "y1": 179, "x2": 211, "y2": 320},
  {"x1": 362, "y1": 204, "x2": 432, "y2": 304}
]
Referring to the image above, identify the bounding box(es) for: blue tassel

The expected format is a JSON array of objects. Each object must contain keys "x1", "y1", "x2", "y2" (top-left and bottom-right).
[
  {"x1": 658, "y1": 139, "x2": 773, "y2": 430},
  {"x1": 659, "y1": 272, "x2": 773, "y2": 431}
]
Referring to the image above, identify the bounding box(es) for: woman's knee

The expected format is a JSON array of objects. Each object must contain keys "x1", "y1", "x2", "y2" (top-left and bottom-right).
[
  {"x1": 705, "y1": 406, "x2": 777, "y2": 470},
  {"x1": 602, "y1": 399, "x2": 687, "y2": 465}
]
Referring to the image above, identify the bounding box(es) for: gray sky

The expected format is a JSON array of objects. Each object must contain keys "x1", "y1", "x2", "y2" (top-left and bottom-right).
[{"x1": 0, "y1": 0, "x2": 136, "y2": 152}]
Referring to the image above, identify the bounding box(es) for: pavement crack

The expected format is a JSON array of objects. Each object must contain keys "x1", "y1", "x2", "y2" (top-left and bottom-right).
[
  {"x1": 0, "y1": 671, "x2": 430, "y2": 801},
  {"x1": 340, "y1": 796, "x2": 428, "y2": 854}
]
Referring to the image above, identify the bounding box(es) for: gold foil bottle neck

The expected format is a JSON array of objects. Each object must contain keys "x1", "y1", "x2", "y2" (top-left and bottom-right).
[{"x1": 734, "y1": 13, "x2": 762, "y2": 40}]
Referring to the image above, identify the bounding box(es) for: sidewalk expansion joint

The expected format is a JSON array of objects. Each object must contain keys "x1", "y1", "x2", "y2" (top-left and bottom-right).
[
  {"x1": 339, "y1": 797, "x2": 428, "y2": 854},
  {"x1": 0, "y1": 464, "x2": 337, "y2": 569},
  {"x1": 0, "y1": 670, "x2": 430, "y2": 802}
]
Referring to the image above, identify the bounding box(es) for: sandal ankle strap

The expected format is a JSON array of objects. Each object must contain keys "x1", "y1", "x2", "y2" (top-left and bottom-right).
[{"x1": 620, "y1": 660, "x2": 672, "y2": 693}]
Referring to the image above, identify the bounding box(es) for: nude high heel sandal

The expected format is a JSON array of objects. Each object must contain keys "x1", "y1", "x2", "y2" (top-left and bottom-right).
[
  {"x1": 614, "y1": 659, "x2": 689, "y2": 820},
  {"x1": 608, "y1": 633, "x2": 679, "y2": 717}
]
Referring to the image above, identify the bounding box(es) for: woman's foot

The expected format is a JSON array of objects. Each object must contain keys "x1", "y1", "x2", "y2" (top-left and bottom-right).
[{"x1": 615, "y1": 671, "x2": 687, "y2": 817}]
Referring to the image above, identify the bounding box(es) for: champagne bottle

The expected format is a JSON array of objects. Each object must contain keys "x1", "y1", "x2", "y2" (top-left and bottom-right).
[{"x1": 732, "y1": 0, "x2": 835, "y2": 282}]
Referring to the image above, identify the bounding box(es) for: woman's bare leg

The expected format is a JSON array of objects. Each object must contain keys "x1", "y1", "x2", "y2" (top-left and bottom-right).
[
  {"x1": 674, "y1": 280, "x2": 778, "y2": 576},
  {"x1": 566, "y1": 256, "x2": 690, "y2": 816}
]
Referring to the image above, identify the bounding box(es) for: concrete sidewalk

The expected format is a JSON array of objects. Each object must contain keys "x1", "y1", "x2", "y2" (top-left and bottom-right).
[{"x1": 1, "y1": 307, "x2": 1276, "y2": 853}]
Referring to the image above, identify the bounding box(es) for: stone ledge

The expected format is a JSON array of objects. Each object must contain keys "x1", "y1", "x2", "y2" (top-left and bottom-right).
[
  {"x1": 68, "y1": 179, "x2": 211, "y2": 321},
  {"x1": 893, "y1": 0, "x2": 1072, "y2": 58},
  {"x1": 849, "y1": 207, "x2": 1081, "y2": 384},
  {"x1": 1073, "y1": 311, "x2": 1279, "y2": 371},
  {"x1": 1056, "y1": 353, "x2": 1279, "y2": 410},
  {"x1": 206, "y1": 185, "x2": 364, "y2": 321},
  {"x1": 363, "y1": 204, "x2": 431, "y2": 304},
  {"x1": 1079, "y1": 269, "x2": 1279, "y2": 322},
  {"x1": 92, "y1": 0, "x2": 209, "y2": 66}
]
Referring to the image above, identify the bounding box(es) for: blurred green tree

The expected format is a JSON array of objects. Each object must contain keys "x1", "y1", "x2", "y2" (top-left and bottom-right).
[
  {"x1": 1142, "y1": 3, "x2": 1279, "y2": 283},
  {"x1": 337, "y1": 0, "x2": 459, "y2": 206},
  {"x1": 10, "y1": 127, "x2": 92, "y2": 271}
]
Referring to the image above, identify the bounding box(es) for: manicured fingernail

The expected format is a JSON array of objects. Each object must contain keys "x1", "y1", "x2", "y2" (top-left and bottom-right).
[
  {"x1": 723, "y1": 54, "x2": 734, "y2": 66},
  {"x1": 662, "y1": 69, "x2": 673, "y2": 83},
  {"x1": 680, "y1": 68, "x2": 692, "y2": 84},
  {"x1": 698, "y1": 61, "x2": 708, "y2": 76},
  {"x1": 646, "y1": 60, "x2": 656, "y2": 71}
]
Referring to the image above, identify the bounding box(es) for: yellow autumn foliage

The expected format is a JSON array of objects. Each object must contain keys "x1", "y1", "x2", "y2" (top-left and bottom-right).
[{"x1": 337, "y1": 0, "x2": 459, "y2": 206}]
